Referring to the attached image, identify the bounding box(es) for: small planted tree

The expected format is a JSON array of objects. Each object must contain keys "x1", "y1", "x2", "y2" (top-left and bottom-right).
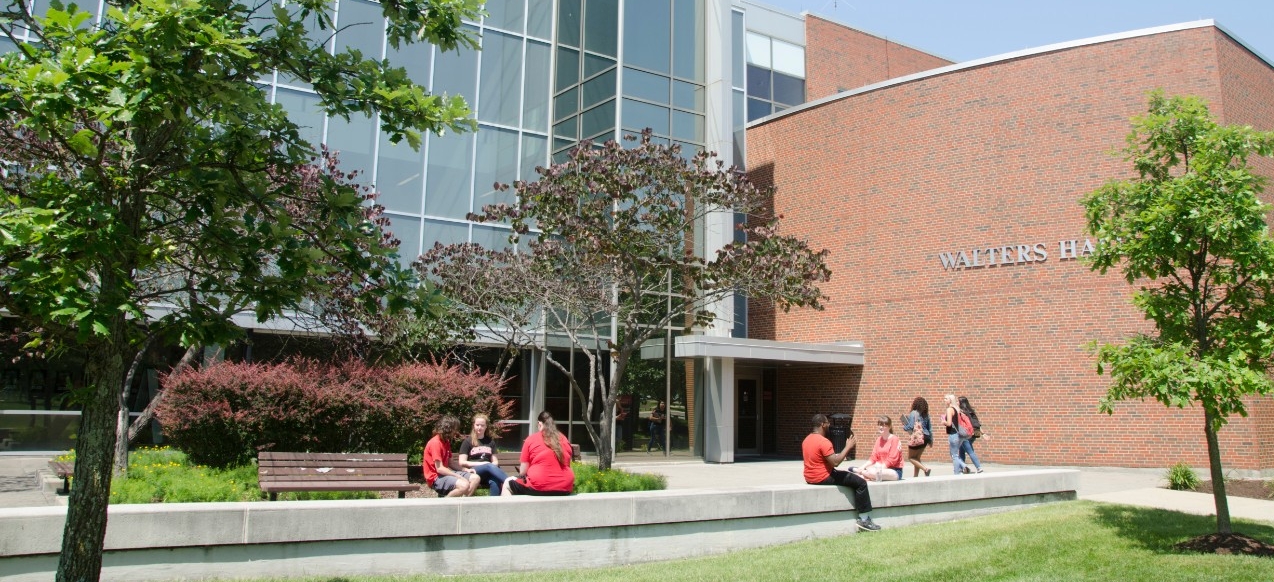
[
  {"x1": 420, "y1": 131, "x2": 831, "y2": 470},
  {"x1": 1083, "y1": 91, "x2": 1274, "y2": 540}
]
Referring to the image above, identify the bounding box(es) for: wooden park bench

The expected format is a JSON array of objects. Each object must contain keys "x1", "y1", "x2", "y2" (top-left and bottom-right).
[
  {"x1": 257, "y1": 452, "x2": 420, "y2": 501},
  {"x1": 48, "y1": 459, "x2": 73, "y2": 495}
]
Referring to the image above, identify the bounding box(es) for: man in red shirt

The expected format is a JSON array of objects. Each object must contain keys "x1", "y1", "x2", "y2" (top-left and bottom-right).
[
  {"x1": 802, "y1": 413, "x2": 880, "y2": 531},
  {"x1": 423, "y1": 416, "x2": 479, "y2": 497}
]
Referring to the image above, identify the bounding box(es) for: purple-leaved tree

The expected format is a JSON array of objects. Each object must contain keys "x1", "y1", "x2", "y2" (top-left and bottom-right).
[{"x1": 418, "y1": 131, "x2": 831, "y2": 470}]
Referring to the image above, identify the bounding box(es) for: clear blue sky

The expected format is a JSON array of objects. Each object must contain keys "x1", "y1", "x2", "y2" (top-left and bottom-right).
[{"x1": 762, "y1": 0, "x2": 1274, "y2": 64}]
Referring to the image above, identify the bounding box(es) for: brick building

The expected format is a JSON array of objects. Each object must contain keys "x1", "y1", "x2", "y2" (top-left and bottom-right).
[{"x1": 745, "y1": 21, "x2": 1274, "y2": 473}]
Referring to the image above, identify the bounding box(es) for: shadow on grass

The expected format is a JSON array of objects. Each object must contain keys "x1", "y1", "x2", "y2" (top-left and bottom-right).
[{"x1": 1089, "y1": 502, "x2": 1274, "y2": 554}]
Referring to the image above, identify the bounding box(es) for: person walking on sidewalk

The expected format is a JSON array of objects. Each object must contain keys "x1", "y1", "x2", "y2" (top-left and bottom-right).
[
  {"x1": 646, "y1": 400, "x2": 667, "y2": 454},
  {"x1": 802, "y1": 413, "x2": 880, "y2": 531}
]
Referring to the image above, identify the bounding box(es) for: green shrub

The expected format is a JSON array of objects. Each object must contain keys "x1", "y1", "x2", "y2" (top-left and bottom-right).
[
  {"x1": 104, "y1": 446, "x2": 375, "y2": 503},
  {"x1": 572, "y1": 462, "x2": 667, "y2": 493},
  {"x1": 1165, "y1": 462, "x2": 1199, "y2": 491}
]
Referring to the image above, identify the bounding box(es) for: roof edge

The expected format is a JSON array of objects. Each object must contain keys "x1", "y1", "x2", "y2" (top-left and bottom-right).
[{"x1": 748, "y1": 20, "x2": 1242, "y2": 130}]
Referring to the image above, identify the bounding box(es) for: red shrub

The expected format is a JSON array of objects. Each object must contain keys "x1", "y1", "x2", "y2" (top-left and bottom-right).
[{"x1": 155, "y1": 359, "x2": 512, "y2": 468}]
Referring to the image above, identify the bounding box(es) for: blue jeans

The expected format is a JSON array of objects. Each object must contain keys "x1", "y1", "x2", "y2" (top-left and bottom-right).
[
  {"x1": 647, "y1": 422, "x2": 666, "y2": 452},
  {"x1": 959, "y1": 439, "x2": 982, "y2": 470},
  {"x1": 947, "y1": 433, "x2": 968, "y2": 475},
  {"x1": 472, "y1": 463, "x2": 508, "y2": 496}
]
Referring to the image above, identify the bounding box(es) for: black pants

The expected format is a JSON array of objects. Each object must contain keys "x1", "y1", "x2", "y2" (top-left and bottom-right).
[{"x1": 816, "y1": 469, "x2": 872, "y2": 513}]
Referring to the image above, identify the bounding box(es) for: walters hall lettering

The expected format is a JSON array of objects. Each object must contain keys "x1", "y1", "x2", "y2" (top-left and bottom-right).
[{"x1": 939, "y1": 239, "x2": 1094, "y2": 270}]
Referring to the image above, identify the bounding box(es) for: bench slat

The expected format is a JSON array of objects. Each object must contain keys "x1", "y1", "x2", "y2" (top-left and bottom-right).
[
  {"x1": 259, "y1": 481, "x2": 420, "y2": 493},
  {"x1": 260, "y1": 452, "x2": 407, "y2": 462}
]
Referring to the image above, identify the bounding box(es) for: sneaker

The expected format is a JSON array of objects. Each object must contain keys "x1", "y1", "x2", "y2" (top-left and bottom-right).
[
  {"x1": 976, "y1": 468, "x2": 984, "y2": 474},
  {"x1": 962, "y1": 466, "x2": 971, "y2": 474},
  {"x1": 855, "y1": 518, "x2": 881, "y2": 532},
  {"x1": 924, "y1": 469, "x2": 931, "y2": 477}
]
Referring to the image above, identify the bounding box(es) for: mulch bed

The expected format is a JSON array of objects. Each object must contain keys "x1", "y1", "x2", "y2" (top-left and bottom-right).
[
  {"x1": 1174, "y1": 533, "x2": 1274, "y2": 557},
  {"x1": 1193, "y1": 479, "x2": 1273, "y2": 501},
  {"x1": 1169, "y1": 479, "x2": 1274, "y2": 558}
]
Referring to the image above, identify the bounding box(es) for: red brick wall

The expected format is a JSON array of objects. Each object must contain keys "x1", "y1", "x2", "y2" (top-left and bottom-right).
[
  {"x1": 749, "y1": 25, "x2": 1274, "y2": 471},
  {"x1": 804, "y1": 15, "x2": 952, "y2": 101},
  {"x1": 1215, "y1": 30, "x2": 1274, "y2": 472}
]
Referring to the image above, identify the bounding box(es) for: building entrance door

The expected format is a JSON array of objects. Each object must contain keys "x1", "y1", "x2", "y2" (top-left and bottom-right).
[{"x1": 736, "y1": 376, "x2": 761, "y2": 454}]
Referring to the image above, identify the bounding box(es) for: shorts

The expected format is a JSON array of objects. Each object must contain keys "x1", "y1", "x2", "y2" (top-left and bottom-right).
[
  {"x1": 506, "y1": 478, "x2": 570, "y2": 496},
  {"x1": 432, "y1": 472, "x2": 473, "y2": 495}
]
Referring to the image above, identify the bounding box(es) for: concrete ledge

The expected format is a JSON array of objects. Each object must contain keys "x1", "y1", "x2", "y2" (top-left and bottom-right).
[{"x1": 0, "y1": 469, "x2": 1077, "y2": 581}]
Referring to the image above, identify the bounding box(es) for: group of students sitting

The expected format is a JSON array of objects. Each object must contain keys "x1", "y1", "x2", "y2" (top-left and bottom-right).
[
  {"x1": 423, "y1": 410, "x2": 574, "y2": 497},
  {"x1": 802, "y1": 395, "x2": 988, "y2": 532}
]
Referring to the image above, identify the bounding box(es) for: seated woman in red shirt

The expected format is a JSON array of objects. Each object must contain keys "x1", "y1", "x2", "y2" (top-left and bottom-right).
[
  {"x1": 502, "y1": 411, "x2": 574, "y2": 496},
  {"x1": 853, "y1": 415, "x2": 904, "y2": 481}
]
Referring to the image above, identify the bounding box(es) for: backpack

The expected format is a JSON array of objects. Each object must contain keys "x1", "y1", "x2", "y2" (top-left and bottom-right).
[
  {"x1": 959, "y1": 396, "x2": 983, "y2": 438},
  {"x1": 955, "y1": 410, "x2": 975, "y2": 440}
]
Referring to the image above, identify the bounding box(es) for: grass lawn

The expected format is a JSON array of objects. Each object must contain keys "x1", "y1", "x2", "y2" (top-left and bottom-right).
[{"x1": 243, "y1": 500, "x2": 1274, "y2": 582}]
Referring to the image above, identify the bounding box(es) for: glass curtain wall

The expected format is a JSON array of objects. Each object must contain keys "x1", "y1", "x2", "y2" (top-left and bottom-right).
[{"x1": 743, "y1": 30, "x2": 805, "y2": 122}]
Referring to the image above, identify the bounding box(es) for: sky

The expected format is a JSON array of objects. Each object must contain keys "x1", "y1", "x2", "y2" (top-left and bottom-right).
[{"x1": 761, "y1": 0, "x2": 1274, "y2": 64}]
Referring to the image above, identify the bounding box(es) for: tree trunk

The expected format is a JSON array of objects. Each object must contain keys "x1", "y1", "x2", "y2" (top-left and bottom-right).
[
  {"x1": 112, "y1": 340, "x2": 152, "y2": 476},
  {"x1": 57, "y1": 325, "x2": 128, "y2": 582},
  {"x1": 1202, "y1": 407, "x2": 1231, "y2": 534}
]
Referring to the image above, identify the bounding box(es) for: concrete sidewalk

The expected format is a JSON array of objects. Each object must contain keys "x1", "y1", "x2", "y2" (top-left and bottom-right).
[{"x1": 2, "y1": 452, "x2": 1271, "y2": 525}]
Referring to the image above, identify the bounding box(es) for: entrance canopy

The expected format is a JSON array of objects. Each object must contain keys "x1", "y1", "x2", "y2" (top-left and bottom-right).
[{"x1": 641, "y1": 335, "x2": 864, "y2": 367}]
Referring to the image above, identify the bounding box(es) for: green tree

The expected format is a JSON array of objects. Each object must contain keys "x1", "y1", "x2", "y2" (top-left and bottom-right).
[
  {"x1": 1083, "y1": 91, "x2": 1274, "y2": 536},
  {"x1": 0, "y1": 1, "x2": 481, "y2": 579},
  {"x1": 419, "y1": 131, "x2": 831, "y2": 470}
]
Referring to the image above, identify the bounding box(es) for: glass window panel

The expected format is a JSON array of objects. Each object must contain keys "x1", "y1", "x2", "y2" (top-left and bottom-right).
[
  {"x1": 484, "y1": 0, "x2": 525, "y2": 33},
  {"x1": 671, "y1": 110, "x2": 703, "y2": 143},
  {"x1": 771, "y1": 39, "x2": 805, "y2": 78},
  {"x1": 326, "y1": 113, "x2": 376, "y2": 180},
  {"x1": 0, "y1": 39, "x2": 15, "y2": 55},
  {"x1": 474, "y1": 126, "x2": 520, "y2": 212},
  {"x1": 583, "y1": 0, "x2": 618, "y2": 57},
  {"x1": 622, "y1": 0, "x2": 670, "y2": 74},
  {"x1": 521, "y1": 134, "x2": 548, "y2": 182},
  {"x1": 731, "y1": 11, "x2": 744, "y2": 89},
  {"x1": 772, "y1": 71, "x2": 805, "y2": 106},
  {"x1": 672, "y1": 80, "x2": 703, "y2": 111},
  {"x1": 732, "y1": 89, "x2": 745, "y2": 169},
  {"x1": 581, "y1": 69, "x2": 616, "y2": 110},
  {"x1": 745, "y1": 32, "x2": 770, "y2": 67},
  {"x1": 478, "y1": 30, "x2": 523, "y2": 127},
  {"x1": 386, "y1": 41, "x2": 432, "y2": 87},
  {"x1": 554, "y1": 116, "x2": 578, "y2": 139},
  {"x1": 424, "y1": 219, "x2": 470, "y2": 248},
  {"x1": 433, "y1": 26, "x2": 479, "y2": 105},
  {"x1": 424, "y1": 132, "x2": 474, "y2": 219},
  {"x1": 555, "y1": 87, "x2": 579, "y2": 122},
  {"x1": 555, "y1": 46, "x2": 579, "y2": 92},
  {"x1": 375, "y1": 135, "x2": 425, "y2": 213},
  {"x1": 746, "y1": 97, "x2": 771, "y2": 122},
  {"x1": 275, "y1": 89, "x2": 325, "y2": 147},
  {"x1": 527, "y1": 0, "x2": 553, "y2": 40},
  {"x1": 557, "y1": 0, "x2": 581, "y2": 47},
  {"x1": 581, "y1": 99, "x2": 616, "y2": 140},
  {"x1": 473, "y1": 224, "x2": 515, "y2": 251},
  {"x1": 623, "y1": 68, "x2": 670, "y2": 104},
  {"x1": 584, "y1": 53, "x2": 615, "y2": 79},
  {"x1": 672, "y1": 0, "x2": 703, "y2": 82},
  {"x1": 334, "y1": 0, "x2": 384, "y2": 59},
  {"x1": 384, "y1": 214, "x2": 422, "y2": 269},
  {"x1": 523, "y1": 41, "x2": 551, "y2": 132},
  {"x1": 746, "y1": 64, "x2": 771, "y2": 100},
  {"x1": 673, "y1": 141, "x2": 703, "y2": 160},
  {"x1": 553, "y1": 139, "x2": 575, "y2": 157},
  {"x1": 622, "y1": 98, "x2": 668, "y2": 136}
]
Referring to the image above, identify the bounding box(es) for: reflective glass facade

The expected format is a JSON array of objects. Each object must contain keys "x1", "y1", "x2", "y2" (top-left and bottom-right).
[{"x1": 0, "y1": 0, "x2": 813, "y2": 452}]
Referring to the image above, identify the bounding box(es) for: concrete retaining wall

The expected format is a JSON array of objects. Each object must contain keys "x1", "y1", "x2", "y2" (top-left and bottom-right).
[{"x1": 0, "y1": 469, "x2": 1078, "y2": 581}]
